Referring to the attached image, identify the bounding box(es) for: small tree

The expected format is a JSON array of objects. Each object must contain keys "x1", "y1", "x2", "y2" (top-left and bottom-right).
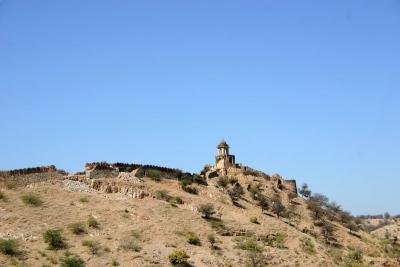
[
  {"x1": 299, "y1": 183, "x2": 311, "y2": 199},
  {"x1": 271, "y1": 195, "x2": 287, "y2": 219},
  {"x1": 198, "y1": 203, "x2": 216, "y2": 219},
  {"x1": 258, "y1": 195, "x2": 269, "y2": 212},
  {"x1": 384, "y1": 212, "x2": 391, "y2": 220},
  {"x1": 321, "y1": 220, "x2": 336, "y2": 243}
]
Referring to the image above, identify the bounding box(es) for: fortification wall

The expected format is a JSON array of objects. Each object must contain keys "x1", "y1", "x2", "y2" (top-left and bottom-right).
[{"x1": 0, "y1": 165, "x2": 59, "y2": 177}]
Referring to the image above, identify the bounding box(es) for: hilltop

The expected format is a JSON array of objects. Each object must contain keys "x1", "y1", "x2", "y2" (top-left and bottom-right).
[{"x1": 0, "y1": 142, "x2": 399, "y2": 267}]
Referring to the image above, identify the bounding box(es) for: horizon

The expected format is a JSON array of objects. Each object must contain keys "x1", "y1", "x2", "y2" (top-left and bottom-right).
[{"x1": 1, "y1": 0, "x2": 399, "y2": 216}]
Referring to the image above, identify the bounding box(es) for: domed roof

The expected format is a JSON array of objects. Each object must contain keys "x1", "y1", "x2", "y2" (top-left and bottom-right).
[{"x1": 217, "y1": 139, "x2": 229, "y2": 148}]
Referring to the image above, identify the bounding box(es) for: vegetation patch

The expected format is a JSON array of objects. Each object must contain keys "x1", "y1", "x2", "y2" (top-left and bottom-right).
[
  {"x1": 119, "y1": 238, "x2": 142, "y2": 252},
  {"x1": 198, "y1": 203, "x2": 216, "y2": 219},
  {"x1": 146, "y1": 169, "x2": 161, "y2": 181},
  {"x1": 299, "y1": 238, "x2": 315, "y2": 255},
  {"x1": 250, "y1": 216, "x2": 259, "y2": 224},
  {"x1": 21, "y1": 193, "x2": 42, "y2": 206},
  {"x1": 186, "y1": 232, "x2": 201, "y2": 246},
  {"x1": 235, "y1": 237, "x2": 263, "y2": 252},
  {"x1": 61, "y1": 255, "x2": 85, "y2": 267},
  {"x1": 0, "y1": 190, "x2": 7, "y2": 201},
  {"x1": 43, "y1": 229, "x2": 65, "y2": 249},
  {"x1": 82, "y1": 240, "x2": 101, "y2": 255},
  {"x1": 69, "y1": 222, "x2": 87, "y2": 235},
  {"x1": 87, "y1": 216, "x2": 99, "y2": 228},
  {"x1": 0, "y1": 239, "x2": 19, "y2": 255},
  {"x1": 182, "y1": 185, "x2": 198, "y2": 195},
  {"x1": 168, "y1": 249, "x2": 190, "y2": 266},
  {"x1": 79, "y1": 196, "x2": 89, "y2": 203},
  {"x1": 261, "y1": 233, "x2": 287, "y2": 249}
]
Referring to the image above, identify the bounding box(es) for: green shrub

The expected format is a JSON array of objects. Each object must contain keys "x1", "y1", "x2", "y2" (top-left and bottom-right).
[
  {"x1": 345, "y1": 250, "x2": 363, "y2": 266},
  {"x1": 119, "y1": 238, "x2": 141, "y2": 252},
  {"x1": 262, "y1": 233, "x2": 287, "y2": 249},
  {"x1": 169, "y1": 197, "x2": 184, "y2": 206},
  {"x1": 68, "y1": 222, "x2": 87, "y2": 235},
  {"x1": 154, "y1": 190, "x2": 171, "y2": 201},
  {"x1": 21, "y1": 193, "x2": 42, "y2": 206},
  {"x1": 217, "y1": 176, "x2": 229, "y2": 188},
  {"x1": 168, "y1": 249, "x2": 190, "y2": 266},
  {"x1": 235, "y1": 238, "x2": 262, "y2": 252},
  {"x1": 82, "y1": 240, "x2": 100, "y2": 255},
  {"x1": 87, "y1": 216, "x2": 99, "y2": 228},
  {"x1": 300, "y1": 238, "x2": 315, "y2": 255},
  {"x1": 228, "y1": 177, "x2": 238, "y2": 185},
  {"x1": 250, "y1": 216, "x2": 259, "y2": 224},
  {"x1": 186, "y1": 232, "x2": 201, "y2": 246},
  {"x1": 146, "y1": 169, "x2": 161, "y2": 181},
  {"x1": 61, "y1": 255, "x2": 85, "y2": 267},
  {"x1": 198, "y1": 203, "x2": 216, "y2": 219},
  {"x1": 0, "y1": 191, "x2": 6, "y2": 201},
  {"x1": 0, "y1": 239, "x2": 19, "y2": 255},
  {"x1": 180, "y1": 178, "x2": 193, "y2": 187},
  {"x1": 79, "y1": 197, "x2": 89, "y2": 203},
  {"x1": 43, "y1": 229, "x2": 64, "y2": 249}
]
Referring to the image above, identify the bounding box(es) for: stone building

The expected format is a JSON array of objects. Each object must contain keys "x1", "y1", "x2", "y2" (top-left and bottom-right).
[{"x1": 215, "y1": 140, "x2": 236, "y2": 170}]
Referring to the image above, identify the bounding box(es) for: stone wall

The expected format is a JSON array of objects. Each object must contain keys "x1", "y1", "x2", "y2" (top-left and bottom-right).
[{"x1": 0, "y1": 165, "x2": 59, "y2": 177}]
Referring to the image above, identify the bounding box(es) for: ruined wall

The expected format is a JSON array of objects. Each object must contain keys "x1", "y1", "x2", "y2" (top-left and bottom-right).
[
  {"x1": 0, "y1": 165, "x2": 59, "y2": 177},
  {"x1": 283, "y1": 179, "x2": 297, "y2": 194}
]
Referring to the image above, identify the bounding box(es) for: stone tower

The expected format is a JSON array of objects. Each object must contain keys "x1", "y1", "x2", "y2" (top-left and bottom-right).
[{"x1": 215, "y1": 140, "x2": 236, "y2": 170}]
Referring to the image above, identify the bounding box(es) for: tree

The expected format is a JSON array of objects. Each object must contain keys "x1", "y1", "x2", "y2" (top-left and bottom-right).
[
  {"x1": 384, "y1": 212, "x2": 391, "y2": 220},
  {"x1": 198, "y1": 203, "x2": 216, "y2": 219},
  {"x1": 271, "y1": 195, "x2": 287, "y2": 219},
  {"x1": 258, "y1": 194, "x2": 269, "y2": 212},
  {"x1": 229, "y1": 184, "x2": 244, "y2": 202},
  {"x1": 299, "y1": 183, "x2": 311, "y2": 199},
  {"x1": 310, "y1": 193, "x2": 329, "y2": 208}
]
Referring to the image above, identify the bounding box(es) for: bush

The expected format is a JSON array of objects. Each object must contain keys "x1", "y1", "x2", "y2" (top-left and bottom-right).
[
  {"x1": 180, "y1": 178, "x2": 193, "y2": 187},
  {"x1": 182, "y1": 185, "x2": 198, "y2": 195},
  {"x1": 217, "y1": 176, "x2": 229, "y2": 188},
  {"x1": 146, "y1": 169, "x2": 161, "y2": 181},
  {"x1": 87, "y1": 216, "x2": 99, "y2": 228},
  {"x1": 262, "y1": 233, "x2": 287, "y2": 249},
  {"x1": 69, "y1": 222, "x2": 87, "y2": 235},
  {"x1": 169, "y1": 197, "x2": 184, "y2": 206},
  {"x1": 154, "y1": 190, "x2": 171, "y2": 201},
  {"x1": 300, "y1": 238, "x2": 315, "y2": 255},
  {"x1": 235, "y1": 238, "x2": 263, "y2": 252},
  {"x1": 61, "y1": 255, "x2": 85, "y2": 267},
  {"x1": 168, "y1": 249, "x2": 190, "y2": 266},
  {"x1": 111, "y1": 259, "x2": 120, "y2": 266},
  {"x1": 229, "y1": 184, "x2": 244, "y2": 202},
  {"x1": 271, "y1": 195, "x2": 287, "y2": 218},
  {"x1": 82, "y1": 240, "x2": 100, "y2": 255},
  {"x1": 258, "y1": 195, "x2": 269, "y2": 212},
  {"x1": 119, "y1": 238, "x2": 141, "y2": 252},
  {"x1": 79, "y1": 197, "x2": 89, "y2": 203},
  {"x1": 250, "y1": 216, "x2": 259, "y2": 224},
  {"x1": 21, "y1": 193, "x2": 42, "y2": 206},
  {"x1": 0, "y1": 191, "x2": 6, "y2": 201},
  {"x1": 321, "y1": 220, "x2": 336, "y2": 243},
  {"x1": 0, "y1": 239, "x2": 19, "y2": 255},
  {"x1": 198, "y1": 203, "x2": 216, "y2": 219},
  {"x1": 192, "y1": 174, "x2": 207, "y2": 185},
  {"x1": 43, "y1": 229, "x2": 64, "y2": 249},
  {"x1": 248, "y1": 183, "x2": 262, "y2": 200},
  {"x1": 186, "y1": 232, "x2": 201, "y2": 246},
  {"x1": 345, "y1": 250, "x2": 363, "y2": 266},
  {"x1": 208, "y1": 234, "x2": 217, "y2": 249},
  {"x1": 245, "y1": 251, "x2": 267, "y2": 267}
]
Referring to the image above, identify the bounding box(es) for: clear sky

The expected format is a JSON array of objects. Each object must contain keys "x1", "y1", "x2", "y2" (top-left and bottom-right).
[{"x1": 1, "y1": 0, "x2": 399, "y2": 215}]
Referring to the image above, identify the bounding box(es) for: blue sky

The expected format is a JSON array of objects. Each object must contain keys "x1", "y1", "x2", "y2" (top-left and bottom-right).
[{"x1": 1, "y1": 0, "x2": 399, "y2": 215}]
